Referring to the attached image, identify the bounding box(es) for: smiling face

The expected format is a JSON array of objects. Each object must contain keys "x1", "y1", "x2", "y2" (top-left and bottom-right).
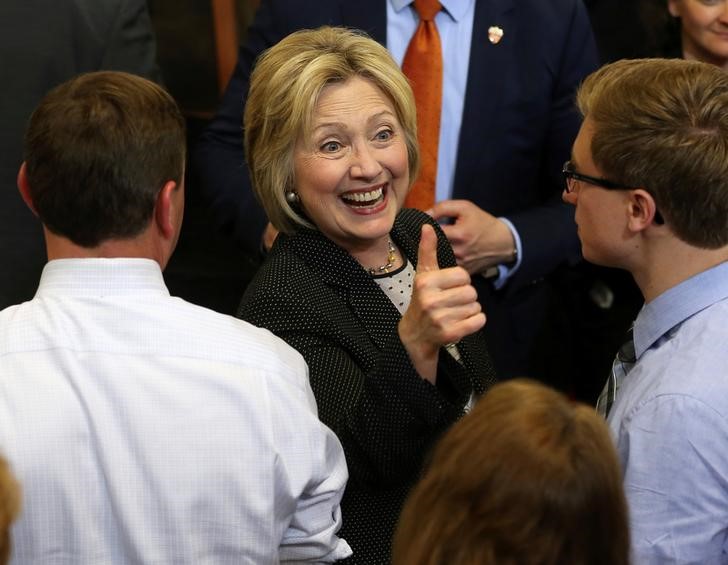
[
  {"x1": 293, "y1": 76, "x2": 409, "y2": 257},
  {"x1": 562, "y1": 119, "x2": 633, "y2": 268},
  {"x1": 669, "y1": 0, "x2": 728, "y2": 68}
]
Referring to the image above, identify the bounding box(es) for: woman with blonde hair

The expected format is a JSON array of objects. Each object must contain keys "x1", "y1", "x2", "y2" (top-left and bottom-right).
[
  {"x1": 393, "y1": 379, "x2": 629, "y2": 565},
  {"x1": 237, "y1": 26, "x2": 496, "y2": 563}
]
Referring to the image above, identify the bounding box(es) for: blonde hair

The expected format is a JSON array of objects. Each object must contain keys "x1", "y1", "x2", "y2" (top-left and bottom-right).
[
  {"x1": 393, "y1": 379, "x2": 630, "y2": 565},
  {"x1": 0, "y1": 455, "x2": 20, "y2": 564},
  {"x1": 577, "y1": 57, "x2": 728, "y2": 248},
  {"x1": 244, "y1": 26, "x2": 419, "y2": 234}
]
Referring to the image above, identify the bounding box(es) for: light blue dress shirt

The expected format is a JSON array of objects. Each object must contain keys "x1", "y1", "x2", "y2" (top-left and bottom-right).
[
  {"x1": 387, "y1": 0, "x2": 522, "y2": 284},
  {"x1": 608, "y1": 260, "x2": 728, "y2": 564},
  {"x1": 387, "y1": 0, "x2": 474, "y2": 204}
]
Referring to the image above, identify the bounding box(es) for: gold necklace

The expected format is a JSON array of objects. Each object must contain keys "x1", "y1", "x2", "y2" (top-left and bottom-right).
[{"x1": 368, "y1": 239, "x2": 397, "y2": 275}]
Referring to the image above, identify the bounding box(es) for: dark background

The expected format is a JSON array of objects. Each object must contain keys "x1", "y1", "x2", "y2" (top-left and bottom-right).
[{"x1": 149, "y1": 0, "x2": 262, "y2": 315}]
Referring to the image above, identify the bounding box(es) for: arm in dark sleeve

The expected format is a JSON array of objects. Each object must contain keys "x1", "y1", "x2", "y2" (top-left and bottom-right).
[
  {"x1": 279, "y1": 329, "x2": 471, "y2": 488},
  {"x1": 192, "y1": 0, "x2": 308, "y2": 252}
]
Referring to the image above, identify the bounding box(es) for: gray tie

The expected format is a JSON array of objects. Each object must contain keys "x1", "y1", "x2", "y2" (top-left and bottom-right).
[{"x1": 596, "y1": 326, "x2": 636, "y2": 418}]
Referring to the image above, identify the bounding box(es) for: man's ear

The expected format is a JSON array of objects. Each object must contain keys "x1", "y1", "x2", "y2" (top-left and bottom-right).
[
  {"x1": 17, "y1": 162, "x2": 39, "y2": 217},
  {"x1": 154, "y1": 180, "x2": 180, "y2": 240},
  {"x1": 627, "y1": 189, "x2": 661, "y2": 232}
]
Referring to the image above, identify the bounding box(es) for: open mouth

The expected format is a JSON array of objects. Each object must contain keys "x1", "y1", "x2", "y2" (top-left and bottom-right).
[{"x1": 340, "y1": 185, "x2": 386, "y2": 208}]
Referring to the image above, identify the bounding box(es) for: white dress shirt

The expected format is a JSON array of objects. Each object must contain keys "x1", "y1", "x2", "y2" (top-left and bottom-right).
[{"x1": 0, "y1": 258, "x2": 351, "y2": 564}]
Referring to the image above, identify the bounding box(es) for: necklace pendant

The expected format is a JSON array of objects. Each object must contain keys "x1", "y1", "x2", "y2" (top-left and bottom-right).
[{"x1": 368, "y1": 238, "x2": 397, "y2": 276}]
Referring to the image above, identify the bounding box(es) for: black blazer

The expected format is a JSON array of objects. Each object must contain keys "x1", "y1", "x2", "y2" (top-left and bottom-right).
[
  {"x1": 195, "y1": 0, "x2": 599, "y2": 380},
  {"x1": 238, "y1": 208, "x2": 497, "y2": 563}
]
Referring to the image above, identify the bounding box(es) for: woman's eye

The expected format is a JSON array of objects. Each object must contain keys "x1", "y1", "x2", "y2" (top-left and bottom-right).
[
  {"x1": 321, "y1": 141, "x2": 341, "y2": 152},
  {"x1": 375, "y1": 129, "x2": 393, "y2": 142}
]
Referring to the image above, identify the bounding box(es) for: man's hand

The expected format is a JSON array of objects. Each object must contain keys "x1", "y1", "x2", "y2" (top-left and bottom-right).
[
  {"x1": 398, "y1": 224, "x2": 486, "y2": 384},
  {"x1": 429, "y1": 199, "x2": 516, "y2": 275}
]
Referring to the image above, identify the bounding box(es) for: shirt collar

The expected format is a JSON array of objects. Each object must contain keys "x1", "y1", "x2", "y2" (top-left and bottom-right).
[
  {"x1": 633, "y1": 260, "x2": 728, "y2": 359},
  {"x1": 390, "y1": 0, "x2": 472, "y2": 22},
  {"x1": 36, "y1": 258, "x2": 169, "y2": 298}
]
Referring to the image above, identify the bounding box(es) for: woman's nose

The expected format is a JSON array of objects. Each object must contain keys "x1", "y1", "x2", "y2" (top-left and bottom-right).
[{"x1": 350, "y1": 145, "x2": 383, "y2": 179}]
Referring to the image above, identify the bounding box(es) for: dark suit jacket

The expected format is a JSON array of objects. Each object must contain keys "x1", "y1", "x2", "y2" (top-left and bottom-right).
[
  {"x1": 196, "y1": 0, "x2": 598, "y2": 379},
  {"x1": 238, "y1": 208, "x2": 497, "y2": 563},
  {"x1": 0, "y1": 0, "x2": 161, "y2": 310}
]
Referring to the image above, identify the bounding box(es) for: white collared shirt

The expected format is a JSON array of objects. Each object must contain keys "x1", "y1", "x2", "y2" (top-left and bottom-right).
[{"x1": 0, "y1": 258, "x2": 351, "y2": 564}]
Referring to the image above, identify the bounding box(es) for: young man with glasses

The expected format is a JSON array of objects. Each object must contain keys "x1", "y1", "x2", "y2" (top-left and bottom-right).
[{"x1": 563, "y1": 57, "x2": 728, "y2": 563}]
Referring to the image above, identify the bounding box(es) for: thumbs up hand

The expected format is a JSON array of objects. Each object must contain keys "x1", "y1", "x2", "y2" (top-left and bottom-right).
[
  {"x1": 414, "y1": 222, "x2": 440, "y2": 273},
  {"x1": 398, "y1": 224, "x2": 486, "y2": 384}
]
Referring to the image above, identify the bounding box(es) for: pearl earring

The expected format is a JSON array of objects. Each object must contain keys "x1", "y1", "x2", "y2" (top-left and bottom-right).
[{"x1": 285, "y1": 191, "x2": 300, "y2": 205}]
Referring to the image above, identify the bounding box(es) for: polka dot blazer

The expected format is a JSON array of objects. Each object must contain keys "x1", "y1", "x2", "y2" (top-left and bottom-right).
[{"x1": 238, "y1": 208, "x2": 497, "y2": 564}]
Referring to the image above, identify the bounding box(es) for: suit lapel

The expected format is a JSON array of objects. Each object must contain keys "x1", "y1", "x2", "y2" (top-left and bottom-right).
[
  {"x1": 284, "y1": 229, "x2": 402, "y2": 350},
  {"x1": 454, "y1": 0, "x2": 515, "y2": 196},
  {"x1": 339, "y1": 0, "x2": 387, "y2": 44}
]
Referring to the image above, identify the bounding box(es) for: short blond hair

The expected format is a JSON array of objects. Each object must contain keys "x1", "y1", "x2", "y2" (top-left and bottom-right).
[
  {"x1": 244, "y1": 26, "x2": 419, "y2": 234},
  {"x1": 577, "y1": 58, "x2": 728, "y2": 248},
  {"x1": 0, "y1": 455, "x2": 20, "y2": 564},
  {"x1": 393, "y1": 379, "x2": 629, "y2": 565}
]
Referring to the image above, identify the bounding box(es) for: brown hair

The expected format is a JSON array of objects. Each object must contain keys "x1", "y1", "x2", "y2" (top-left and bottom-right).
[
  {"x1": 244, "y1": 26, "x2": 419, "y2": 235},
  {"x1": 577, "y1": 57, "x2": 728, "y2": 248},
  {"x1": 0, "y1": 455, "x2": 20, "y2": 564},
  {"x1": 393, "y1": 379, "x2": 630, "y2": 565},
  {"x1": 24, "y1": 71, "x2": 186, "y2": 247}
]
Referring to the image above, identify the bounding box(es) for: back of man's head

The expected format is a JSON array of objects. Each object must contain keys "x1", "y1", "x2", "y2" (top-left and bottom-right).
[
  {"x1": 577, "y1": 58, "x2": 728, "y2": 249},
  {"x1": 23, "y1": 71, "x2": 186, "y2": 248}
]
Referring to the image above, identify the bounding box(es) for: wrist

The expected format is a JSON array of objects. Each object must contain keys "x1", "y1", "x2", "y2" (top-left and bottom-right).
[{"x1": 503, "y1": 246, "x2": 518, "y2": 266}]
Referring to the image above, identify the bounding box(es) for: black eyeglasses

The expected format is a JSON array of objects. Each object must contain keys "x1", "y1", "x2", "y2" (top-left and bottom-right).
[
  {"x1": 562, "y1": 161, "x2": 636, "y2": 193},
  {"x1": 562, "y1": 160, "x2": 664, "y2": 224}
]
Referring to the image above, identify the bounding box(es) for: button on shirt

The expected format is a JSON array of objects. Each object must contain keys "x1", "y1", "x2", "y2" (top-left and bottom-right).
[
  {"x1": 0, "y1": 258, "x2": 351, "y2": 564},
  {"x1": 607, "y1": 261, "x2": 728, "y2": 564}
]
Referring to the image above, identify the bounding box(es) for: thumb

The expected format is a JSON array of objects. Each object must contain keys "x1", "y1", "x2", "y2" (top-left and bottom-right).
[{"x1": 416, "y1": 224, "x2": 440, "y2": 273}]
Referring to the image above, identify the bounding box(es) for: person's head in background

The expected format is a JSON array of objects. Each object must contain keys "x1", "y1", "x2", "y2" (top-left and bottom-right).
[
  {"x1": 18, "y1": 71, "x2": 186, "y2": 268},
  {"x1": 664, "y1": 0, "x2": 728, "y2": 68},
  {"x1": 392, "y1": 379, "x2": 629, "y2": 565},
  {"x1": 0, "y1": 455, "x2": 20, "y2": 565}
]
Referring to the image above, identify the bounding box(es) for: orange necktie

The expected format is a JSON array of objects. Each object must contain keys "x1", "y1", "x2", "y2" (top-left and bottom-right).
[{"x1": 403, "y1": 0, "x2": 443, "y2": 211}]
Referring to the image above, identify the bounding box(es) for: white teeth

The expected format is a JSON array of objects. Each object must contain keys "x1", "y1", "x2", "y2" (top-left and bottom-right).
[{"x1": 342, "y1": 187, "x2": 383, "y2": 203}]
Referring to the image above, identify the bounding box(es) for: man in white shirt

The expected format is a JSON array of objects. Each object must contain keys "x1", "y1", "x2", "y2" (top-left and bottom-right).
[{"x1": 0, "y1": 70, "x2": 351, "y2": 564}]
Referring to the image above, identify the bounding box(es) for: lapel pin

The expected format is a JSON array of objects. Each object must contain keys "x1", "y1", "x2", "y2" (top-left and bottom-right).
[{"x1": 488, "y1": 26, "x2": 504, "y2": 45}]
